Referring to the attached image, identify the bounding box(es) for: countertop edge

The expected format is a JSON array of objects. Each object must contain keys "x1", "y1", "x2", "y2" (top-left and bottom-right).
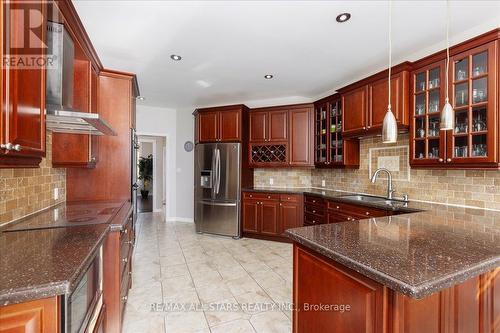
[{"x1": 286, "y1": 230, "x2": 500, "y2": 299}]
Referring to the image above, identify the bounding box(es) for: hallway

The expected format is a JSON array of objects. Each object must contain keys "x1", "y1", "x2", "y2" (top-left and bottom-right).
[{"x1": 123, "y1": 213, "x2": 293, "y2": 333}]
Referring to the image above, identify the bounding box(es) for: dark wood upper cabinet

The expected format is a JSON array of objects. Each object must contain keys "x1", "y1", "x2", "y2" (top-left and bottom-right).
[
  {"x1": 269, "y1": 110, "x2": 288, "y2": 142},
  {"x1": 197, "y1": 111, "x2": 219, "y2": 143},
  {"x1": 339, "y1": 63, "x2": 411, "y2": 138},
  {"x1": 249, "y1": 111, "x2": 267, "y2": 142},
  {"x1": 52, "y1": 39, "x2": 99, "y2": 168},
  {"x1": 194, "y1": 105, "x2": 247, "y2": 143},
  {"x1": 248, "y1": 103, "x2": 313, "y2": 168},
  {"x1": 410, "y1": 37, "x2": 499, "y2": 169},
  {"x1": 0, "y1": 0, "x2": 47, "y2": 167},
  {"x1": 289, "y1": 106, "x2": 313, "y2": 166},
  {"x1": 368, "y1": 71, "x2": 409, "y2": 129},
  {"x1": 341, "y1": 86, "x2": 368, "y2": 136},
  {"x1": 314, "y1": 95, "x2": 359, "y2": 168}
]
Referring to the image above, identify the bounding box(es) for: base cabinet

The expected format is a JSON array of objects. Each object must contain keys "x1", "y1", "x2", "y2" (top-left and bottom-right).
[
  {"x1": 293, "y1": 244, "x2": 500, "y2": 333},
  {"x1": 0, "y1": 297, "x2": 60, "y2": 333},
  {"x1": 242, "y1": 192, "x2": 303, "y2": 240}
]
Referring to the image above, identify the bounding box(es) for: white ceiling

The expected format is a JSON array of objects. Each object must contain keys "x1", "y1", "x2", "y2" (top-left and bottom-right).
[{"x1": 72, "y1": 1, "x2": 499, "y2": 110}]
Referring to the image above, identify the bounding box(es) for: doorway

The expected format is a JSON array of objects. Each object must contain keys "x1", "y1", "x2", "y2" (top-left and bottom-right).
[{"x1": 137, "y1": 135, "x2": 166, "y2": 214}]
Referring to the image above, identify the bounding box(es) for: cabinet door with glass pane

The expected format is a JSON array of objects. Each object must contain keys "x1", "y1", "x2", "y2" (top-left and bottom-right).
[
  {"x1": 314, "y1": 102, "x2": 329, "y2": 166},
  {"x1": 329, "y1": 99, "x2": 344, "y2": 166},
  {"x1": 447, "y1": 41, "x2": 498, "y2": 165},
  {"x1": 410, "y1": 61, "x2": 447, "y2": 166}
]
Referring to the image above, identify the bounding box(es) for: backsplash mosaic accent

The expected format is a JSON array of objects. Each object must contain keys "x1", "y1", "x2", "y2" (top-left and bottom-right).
[
  {"x1": 254, "y1": 134, "x2": 500, "y2": 210},
  {"x1": 0, "y1": 132, "x2": 66, "y2": 225}
]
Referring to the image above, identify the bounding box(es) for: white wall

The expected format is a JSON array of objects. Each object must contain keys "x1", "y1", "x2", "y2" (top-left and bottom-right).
[
  {"x1": 136, "y1": 105, "x2": 194, "y2": 222},
  {"x1": 175, "y1": 109, "x2": 195, "y2": 220}
]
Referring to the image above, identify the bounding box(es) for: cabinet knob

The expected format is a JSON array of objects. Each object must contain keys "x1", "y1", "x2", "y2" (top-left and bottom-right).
[
  {"x1": 122, "y1": 295, "x2": 128, "y2": 302},
  {"x1": 365, "y1": 212, "x2": 370, "y2": 215},
  {"x1": 439, "y1": 158, "x2": 444, "y2": 162},
  {"x1": 279, "y1": 203, "x2": 282, "y2": 206},
  {"x1": 267, "y1": 195, "x2": 271, "y2": 199},
  {"x1": 287, "y1": 197, "x2": 291, "y2": 200},
  {"x1": 363, "y1": 126, "x2": 366, "y2": 130},
  {"x1": 122, "y1": 228, "x2": 128, "y2": 234},
  {"x1": 1, "y1": 143, "x2": 22, "y2": 151},
  {"x1": 312, "y1": 210, "x2": 316, "y2": 214},
  {"x1": 91, "y1": 156, "x2": 96, "y2": 162},
  {"x1": 122, "y1": 257, "x2": 128, "y2": 263},
  {"x1": 312, "y1": 200, "x2": 316, "y2": 203},
  {"x1": 249, "y1": 194, "x2": 253, "y2": 198},
  {"x1": 336, "y1": 206, "x2": 340, "y2": 209},
  {"x1": 347, "y1": 217, "x2": 352, "y2": 221},
  {"x1": 446, "y1": 158, "x2": 452, "y2": 162},
  {"x1": 126, "y1": 240, "x2": 134, "y2": 245}
]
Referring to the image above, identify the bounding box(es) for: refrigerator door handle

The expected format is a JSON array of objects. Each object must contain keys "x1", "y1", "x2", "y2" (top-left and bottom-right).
[
  {"x1": 216, "y1": 148, "x2": 221, "y2": 195},
  {"x1": 200, "y1": 200, "x2": 237, "y2": 207},
  {"x1": 211, "y1": 147, "x2": 217, "y2": 199}
]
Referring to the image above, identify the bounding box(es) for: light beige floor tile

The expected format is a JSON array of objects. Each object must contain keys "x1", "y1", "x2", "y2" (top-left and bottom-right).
[
  {"x1": 161, "y1": 275, "x2": 195, "y2": 295},
  {"x1": 122, "y1": 307, "x2": 165, "y2": 333},
  {"x1": 250, "y1": 310, "x2": 292, "y2": 333},
  {"x1": 196, "y1": 280, "x2": 234, "y2": 304},
  {"x1": 191, "y1": 269, "x2": 223, "y2": 288},
  {"x1": 218, "y1": 266, "x2": 250, "y2": 281},
  {"x1": 250, "y1": 269, "x2": 286, "y2": 290},
  {"x1": 224, "y1": 276, "x2": 265, "y2": 296},
  {"x1": 234, "y1": 290, "x2": 275, "y2": 315},
  {"x1": 210, "y1": 319, "x2": 256, "y2": 333},
  {"x1": 160, "y1": 263, "x2": 190, "y2": 279},
  {"x1": 165, "y1": 311, "x2": 209, "y2": 333},
  {"x1": 203, "y1": 297, "x2": 250, "y2": 327}
]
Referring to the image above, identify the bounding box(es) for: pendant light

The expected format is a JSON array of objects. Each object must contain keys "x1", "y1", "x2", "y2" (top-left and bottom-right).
[
  {"x1": 382, "y1": 0, "x2": 398, "y2": 143},
  {"x1": 440, "y1": 0, "x2": 454, "y2": 130}
]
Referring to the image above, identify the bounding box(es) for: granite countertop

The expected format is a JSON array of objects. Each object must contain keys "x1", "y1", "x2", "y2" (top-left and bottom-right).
[
  {"x1": 244, "y1": 187, "x2": 500, "y2": 299},
  {"x1": 0, "y1": 200, "x2": 128, "y2": 306}
]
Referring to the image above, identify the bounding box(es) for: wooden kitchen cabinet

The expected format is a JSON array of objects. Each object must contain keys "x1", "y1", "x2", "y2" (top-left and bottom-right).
[
  {"x1": 294, "y1": 245, "x2": 387, "y2": 333},
  {"x1": 0, "y1": 0, "x2": 47, "y2": 167},
  {"x1": 194, "y1": 105, "x2": 248, "y2": 143},
  {"x1": 314, "y1": 95, "x2": 359, "y2": 168},
  {"x1": 249, "y1": 103, "x2": 313, "y2": 167},
  {"x1": 339, "y1": 63, "x2": 411, "y2": 138},
  {"x1": 52, "y1": 43, "x2": 99, "y2": 168},
  {"x1": 410, "y1": 34, "x2": 499, "y2": 169},
  {"x1": 0, "y1": 296, "x2": 60, "y2": 333},
  {"x1": 242, "y1": 192, "x2": 303, "y2": 240}
]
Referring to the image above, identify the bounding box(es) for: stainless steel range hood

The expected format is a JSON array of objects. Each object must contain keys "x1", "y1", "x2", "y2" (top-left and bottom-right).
[{"x1": 45, "y1": 21, "x2": 116, "y2": 136}]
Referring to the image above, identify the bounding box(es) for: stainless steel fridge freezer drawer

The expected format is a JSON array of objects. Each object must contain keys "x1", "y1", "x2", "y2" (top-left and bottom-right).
[{"x1": 196, "y1": 200, "x2": 240, "y2": 237}]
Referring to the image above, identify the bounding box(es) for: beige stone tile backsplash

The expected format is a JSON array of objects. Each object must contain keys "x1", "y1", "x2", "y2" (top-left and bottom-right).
[
  {"x1": 254, "y1": 134, "x2": 500, "y2": 211},
  {"x1": 0, "y1": 132, "x2": 66, "y2": 225}
]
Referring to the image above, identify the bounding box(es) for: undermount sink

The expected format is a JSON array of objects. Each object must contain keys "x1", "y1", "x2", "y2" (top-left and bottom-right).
[
  {"x1": 339, "y1": 194, "x2": 407, "y2": 206},
  {"x1": 340, "y1": 194, "x2": 388, "y2": 202}
]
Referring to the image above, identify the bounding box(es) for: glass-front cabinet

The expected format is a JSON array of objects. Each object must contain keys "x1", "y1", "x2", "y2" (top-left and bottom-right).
[
  {"x1": 410, "y1": 40, "x2": 498, "y2": 168},
  {"x1": 314, "y1": 95, "x2": 359, "y2": 168},
  {"x1": 410, "y1": 61, "x2": 447, "y2": 166},
  {"x1": 447, "y1": 42, "x2": 497, "y2": 165}
]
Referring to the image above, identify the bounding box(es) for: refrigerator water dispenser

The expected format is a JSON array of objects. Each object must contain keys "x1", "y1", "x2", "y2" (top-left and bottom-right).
[{"x1": 200, "y1": 170, "x2": 212, "y2": 188}]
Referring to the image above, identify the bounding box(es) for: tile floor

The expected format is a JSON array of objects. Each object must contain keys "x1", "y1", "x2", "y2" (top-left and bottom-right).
[{"x1": 123, "y1": 213, "x2": 293, "y2": 333}]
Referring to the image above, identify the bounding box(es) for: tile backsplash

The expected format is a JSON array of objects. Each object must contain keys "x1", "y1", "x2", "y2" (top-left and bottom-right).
[
  {"x1": 254, "y1": 134, "x2": 500, "y2": 210},
  {"x1": 0, "y1": 132, "x2": 66, "y2": 225}
]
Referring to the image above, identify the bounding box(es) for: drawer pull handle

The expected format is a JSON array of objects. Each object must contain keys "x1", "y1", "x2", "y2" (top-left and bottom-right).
[
  {"x1": 365, "y1": 212, "x2": 370, "y2": 215},
  {"x1": 312, "y1": 210, "x2": 316, "y2": 213},
  {"x1": 336, "y1": 206, "x2": 340, "y2": 209},
  {"x1": 122, "y1": 228, "x2": 128, "y2": 234},
  {"x1": 122, "y1": 295, "x2": 128, "y2": 302},
  {"x1": 287, "y1": 197, "x2": 290, "y2": 200},
  {"x1": 312, "y1": 200, "x2": 316, "y2": 203},
  {"x1": 267, "y1": 196, "x2": 271, "y2": 199},
  {"x1": 122, "y1": 257, "x2": 128, "y2": 263}
]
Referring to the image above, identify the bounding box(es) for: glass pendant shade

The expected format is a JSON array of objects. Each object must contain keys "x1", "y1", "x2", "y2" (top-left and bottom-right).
[
  {"x1": 440, "y1": 98, "x2": 454, "y2": 130},
  {"x1": 382, "y1": 107, "x2": 398, "y2": 143}
]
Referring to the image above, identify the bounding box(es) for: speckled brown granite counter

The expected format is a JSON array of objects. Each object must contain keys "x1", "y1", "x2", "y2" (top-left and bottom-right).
[
  {"x1": 0, "y1": 200, "x2": 128, "y2": 306},
  {"x1": 244, "y1": 187, "x2": 500, "y2": 298}
]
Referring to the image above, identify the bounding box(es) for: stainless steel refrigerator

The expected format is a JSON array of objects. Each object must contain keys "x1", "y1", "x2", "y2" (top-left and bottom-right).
[{"x1": 194, "y1": 143, "x2": 241, "y2": 238}]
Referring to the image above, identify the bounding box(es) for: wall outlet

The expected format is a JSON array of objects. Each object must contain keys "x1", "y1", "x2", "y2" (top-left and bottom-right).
[
  {"x1": 321, "y1": 179, "x2": 326, "y2": 187},
  {"x1": 269, "y1": 178, "x2": 274, "y2": 185},
  {"x1": 53, "y1": 188, "x2": 59, "y2": 200}
]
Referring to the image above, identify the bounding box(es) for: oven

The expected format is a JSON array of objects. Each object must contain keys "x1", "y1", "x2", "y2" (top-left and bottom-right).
[{"x1": 63, "y1": 245, "x2": 103, "y2": 333}]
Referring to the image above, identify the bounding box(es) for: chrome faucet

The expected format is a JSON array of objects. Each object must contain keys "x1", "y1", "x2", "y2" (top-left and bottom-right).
[{"x1": 370, "y1": 168, "x2": 395, "y2": 200}]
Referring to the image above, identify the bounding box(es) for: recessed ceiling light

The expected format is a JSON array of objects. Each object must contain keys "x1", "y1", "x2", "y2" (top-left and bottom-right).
[
  {"x1": 137, "y1": 96, "x2": 146, "y2": 101},
  {"x1": 170, "y1": 54, "x2": 182, "y2": 61},
  {"x1": 264, "y1": 74, "x2": 274, "y2": 79},
  {"x1": 336, "y1": 13, "x2": 351, "y2": 23}
]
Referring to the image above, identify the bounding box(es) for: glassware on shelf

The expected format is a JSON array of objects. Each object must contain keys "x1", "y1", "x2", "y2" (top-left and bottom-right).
[
  {"x1": 454, "y1": 122, "x2": 468, "y2": 134},
  {"x1": 429, "y1": 147, "x2": 439, "y2": 158},
  {"x1": 330, "y1": 124, "x2": 336, "y2": 133},
  {"x1": 415, "y1": 104, "x2": 425, "y2": 115},
  {"x1": 472, "y1": 144, "x2": 487, "y2": 157},
  {"x1": 472, "y1": 111, "x2": 487, "y2": 132},
  {"x1": 331, "y1": 107, "x2": 337, "y2": 117},
  {"x1": 416, "y1": 72, "x2": 426, "y2": 92},
  {"x1": 472, "y1": 52, "x2": 487, "y2": 77},
  {"x1": 472, "y1": 77, "x2": 487, "y2": 104},
  {"x1": 455, "y1": 58, "x2": 468, "y2": 81},
  {"x1": 472, "y1": 89, "x2": 486, "y2": 103},
  {"x1": 429, "y1": 101, "x2": 439, "y2": 113},
  {"x1": 455, "y1": 83, "x2": 469, "y2": 106},
  {"x1": 454, "y1": 146, "x2": 468, "y2": 158},
  {"x1": 417, "y1": 128, "x2": 425, "y2": 138},
  {"x1": 429, "y1": 121, "x2": 439, "y2": 137},
  {"x1": 428, "y1": 78, "x2": 440, "y2": 89},
  {"x1": 321, "y1": 129, "x2": 326, "y2": 135}
]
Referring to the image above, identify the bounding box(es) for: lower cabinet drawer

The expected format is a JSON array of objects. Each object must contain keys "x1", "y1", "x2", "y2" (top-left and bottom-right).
[
  {"x1": 304, "y1": 204, "x2": 325, "y2": 216},
  {"x1": 243, "y1": 192, "x2": 280, "y2": 201},
  {"x1": 304, "y1": 213, "x2": 325, "y2": 226}
]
